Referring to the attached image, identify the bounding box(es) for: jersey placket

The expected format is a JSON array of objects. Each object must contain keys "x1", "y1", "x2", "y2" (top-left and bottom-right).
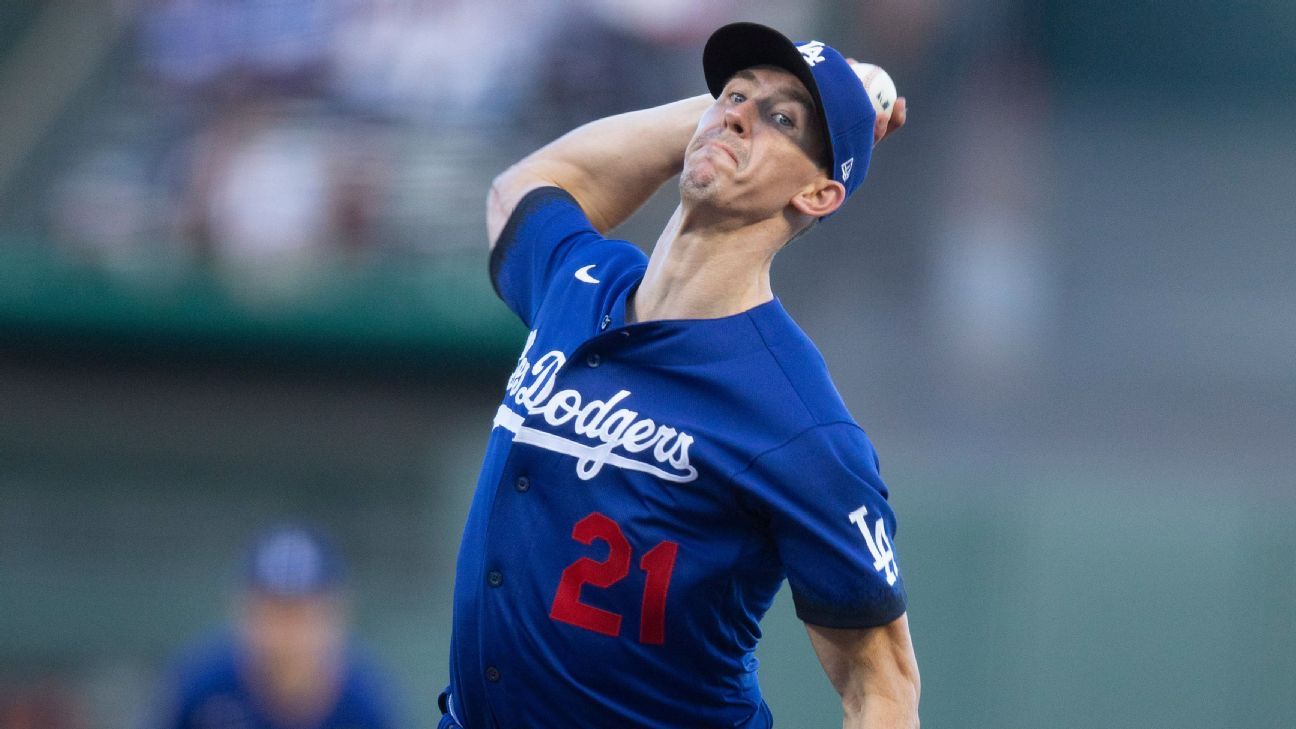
[{"x1": 477, "y1": 321, "x2": 638, "y2": 725}]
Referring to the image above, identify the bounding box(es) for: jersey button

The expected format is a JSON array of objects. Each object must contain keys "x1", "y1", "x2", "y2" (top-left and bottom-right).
[
  {"x1": 586, "y1": 353, "x2": 601, "y2": 368},
  {"x1": 487, "y1": 570, "x2": 503, "y2": 587},
  {"x1": 485, "y1": 666, "x2": 501, "y2": 682},
  {"x1": 514, "y1": 476, "x2": 530, "y2": 492}
]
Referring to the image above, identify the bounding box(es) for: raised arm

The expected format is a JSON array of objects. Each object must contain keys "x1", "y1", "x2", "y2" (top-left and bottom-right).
[
  {"x1": 486, "y1": 94, "x2": 714, "y2": 245},
  {"x1": 806, "y1": 613, "x2": 921, "y2": 729}
]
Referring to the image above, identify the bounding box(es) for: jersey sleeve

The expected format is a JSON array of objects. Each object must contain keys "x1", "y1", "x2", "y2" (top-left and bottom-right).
[
  {"x1": 489, "y1": 186, "x2": 606, "y2": 328},
  {"x1": 736, "y1": 423, "x2": 908, "y2": 628}
]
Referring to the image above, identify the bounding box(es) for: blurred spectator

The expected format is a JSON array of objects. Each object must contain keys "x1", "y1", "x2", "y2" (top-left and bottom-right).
[
  {"x1": 327, "y1": 0, "x2": 561, "y2": 125},
  {"x1": 34, "y1": 0, "x2": 828, "y2": 294},
  {"x1": 171, "y1": 103, "x2": 394, "y2": 304},
  {"x1": 137, "y1": 0, "x2": 340, "y2": 100},
  {"x1": 535, "y1": 0, "x2": 757, "y2": 129},
  {"x1": 151, "y1": 525, "x2": 398, "y2": 729}
]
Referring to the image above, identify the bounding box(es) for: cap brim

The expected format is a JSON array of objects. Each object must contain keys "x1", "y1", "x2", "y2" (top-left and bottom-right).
[{"x1": 702, "y1": 23, "x2": 830, "y2": 159}]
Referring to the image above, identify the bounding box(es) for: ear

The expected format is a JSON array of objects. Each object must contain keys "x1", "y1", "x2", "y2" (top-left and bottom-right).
[{"x1": 789, "y1": 177, "x2": 846, "y2": 219}]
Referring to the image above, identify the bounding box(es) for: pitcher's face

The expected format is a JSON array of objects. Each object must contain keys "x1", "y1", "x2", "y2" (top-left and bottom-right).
[{"x1": 681, "y1": 66, "x2": 832, "y2": 222}]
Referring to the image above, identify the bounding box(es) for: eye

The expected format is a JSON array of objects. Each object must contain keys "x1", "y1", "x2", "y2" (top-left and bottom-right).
[
  {"x1": 729, "y1": 91, "x2": 746, "y2": 104},
  {"x1": 772, "y1": 112, "x2": 794, "y2": 128}
]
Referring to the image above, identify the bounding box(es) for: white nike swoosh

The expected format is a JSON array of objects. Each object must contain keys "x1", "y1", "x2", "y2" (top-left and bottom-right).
[{"x1": 575, "y1": 264, "x2": 600, "y2": 284}]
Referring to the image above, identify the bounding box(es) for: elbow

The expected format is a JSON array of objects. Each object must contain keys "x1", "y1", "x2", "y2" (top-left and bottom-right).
[
  {"x1": 489, "y1": 162, "x2": 523, "y2": 204},
  {"x1": 486, "y1": 163, "x2": 530, "y2": 250},
  {"x1": 486, "y1": 160, "x2": 567, "y2": 248},
  {"x1": 485, "y1": 172, "x2": 508, "y2": 250}
]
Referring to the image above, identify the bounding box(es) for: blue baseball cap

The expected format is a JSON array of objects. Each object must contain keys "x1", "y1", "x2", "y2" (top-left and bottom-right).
[
  {"x1": 243, "y1": 525, "x2": 344, "y2": 597},
  {"x1": 703, "y1": 22, "x2": 876, "y2": 210}
]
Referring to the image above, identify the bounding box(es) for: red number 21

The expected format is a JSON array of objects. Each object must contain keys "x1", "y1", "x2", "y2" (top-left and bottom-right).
[{"x1": 549, "y1": 512, "x2": 679, "y2": 645}]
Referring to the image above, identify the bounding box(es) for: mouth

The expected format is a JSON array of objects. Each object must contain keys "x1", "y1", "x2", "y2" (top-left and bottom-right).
[{"x1": 704, "y1": 140, "x2": 739, "y2": 165}]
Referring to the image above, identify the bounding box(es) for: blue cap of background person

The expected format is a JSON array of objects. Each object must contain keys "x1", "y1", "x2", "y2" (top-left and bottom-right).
[
  {"x1": 244, "y1": 525, "x2": 344, "y2": 597},
  {"x1": 703, "y1": 22, "x2": 876, "y2": 212}
]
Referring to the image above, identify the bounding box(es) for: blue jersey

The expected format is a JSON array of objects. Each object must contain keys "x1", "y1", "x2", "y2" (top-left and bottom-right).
[
  {"x1": 156, "y1": 633, "x2": 396, "y2": 729},
  {"x1": 446, "y1": 187, "x2": 906, "y2": 729}
]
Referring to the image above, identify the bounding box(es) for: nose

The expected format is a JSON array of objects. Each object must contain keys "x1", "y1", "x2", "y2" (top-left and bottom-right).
[{"x1": 722, "y1": 101, "x2": 750, "y2": 138}]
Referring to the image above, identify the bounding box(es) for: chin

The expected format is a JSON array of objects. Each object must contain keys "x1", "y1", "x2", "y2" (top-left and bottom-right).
[{"x1": 679, "y1": 165, "x2": 721, "y2": 202}]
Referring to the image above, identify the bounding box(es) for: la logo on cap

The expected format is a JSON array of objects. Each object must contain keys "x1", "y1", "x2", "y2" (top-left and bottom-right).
[{"x1": 798, "y1": 41, "x2": 826, "y2": 66}]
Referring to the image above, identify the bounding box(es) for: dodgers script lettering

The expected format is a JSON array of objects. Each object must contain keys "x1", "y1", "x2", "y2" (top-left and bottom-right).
[{"x1": 494, "y1": 331, "x2": 699, "y2": 483}]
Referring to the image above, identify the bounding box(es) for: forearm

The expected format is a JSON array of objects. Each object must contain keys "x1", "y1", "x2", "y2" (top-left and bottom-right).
[
  {"x1": 491, "y1": 94, "x2": 712, "y2": 235},
  {"x1": 806, "y1": 617, "x2": 921, "y2": 729},
  {"x1": 843, "y1": 691, "x2": 920, "y2": 729},
  {"x1": 837, "y1": 658, "x2": 920, "y2": 729}
]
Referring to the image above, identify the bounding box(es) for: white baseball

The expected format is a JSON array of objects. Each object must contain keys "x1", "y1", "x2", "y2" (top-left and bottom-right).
[{"x1": 851, "y1": 63, "x2": 897, "y2": 118}]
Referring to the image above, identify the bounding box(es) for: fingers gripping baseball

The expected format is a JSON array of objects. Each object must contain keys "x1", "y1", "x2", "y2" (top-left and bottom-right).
[
  {"x1": 845, "y1": 58, "x2": 906, "y2": 146},
  {"x1": 876, "y1": 96, "x2": 906, "y2": 145}
]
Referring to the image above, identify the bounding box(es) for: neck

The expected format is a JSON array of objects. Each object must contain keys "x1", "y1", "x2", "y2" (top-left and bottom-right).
[{"x1": 630, "y1": 204, "x2": 787, "y2": 323}]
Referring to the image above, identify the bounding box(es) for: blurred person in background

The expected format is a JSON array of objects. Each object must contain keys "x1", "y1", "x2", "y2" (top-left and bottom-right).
[{"x1": 152, "y1": 525, "x2": 398, "y2": 729}]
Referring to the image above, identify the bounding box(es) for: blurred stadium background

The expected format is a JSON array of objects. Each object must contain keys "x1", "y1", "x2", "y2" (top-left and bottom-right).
[{"x1": 2, "y1": 0, "x2": 1294, "y2": 727}]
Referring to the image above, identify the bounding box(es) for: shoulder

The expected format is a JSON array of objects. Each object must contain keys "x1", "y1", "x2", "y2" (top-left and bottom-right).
[
  {"x1": 541, "y1": 237, "x2": 646, "y2": 305},
  {"x1": 490, "y1": 186, "x2": 590, "y2": 280},
  {"x1": 745, "y1": 301, "x2": 857, "y2": 428},
  {"x1": 489, "y1": 185, "x2": 646, "y2": 328},
  {"x1": 689, "y1": 302, "x2": 868, "y2": 481},
  {"x1": 493, "y1": 186, "x2": 590, "y2": 244}
]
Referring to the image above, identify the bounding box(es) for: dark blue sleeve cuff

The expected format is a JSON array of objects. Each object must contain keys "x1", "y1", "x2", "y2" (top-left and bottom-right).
[{"x1": 488, "y1": 186, "x2": 580, "y2": 301}]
